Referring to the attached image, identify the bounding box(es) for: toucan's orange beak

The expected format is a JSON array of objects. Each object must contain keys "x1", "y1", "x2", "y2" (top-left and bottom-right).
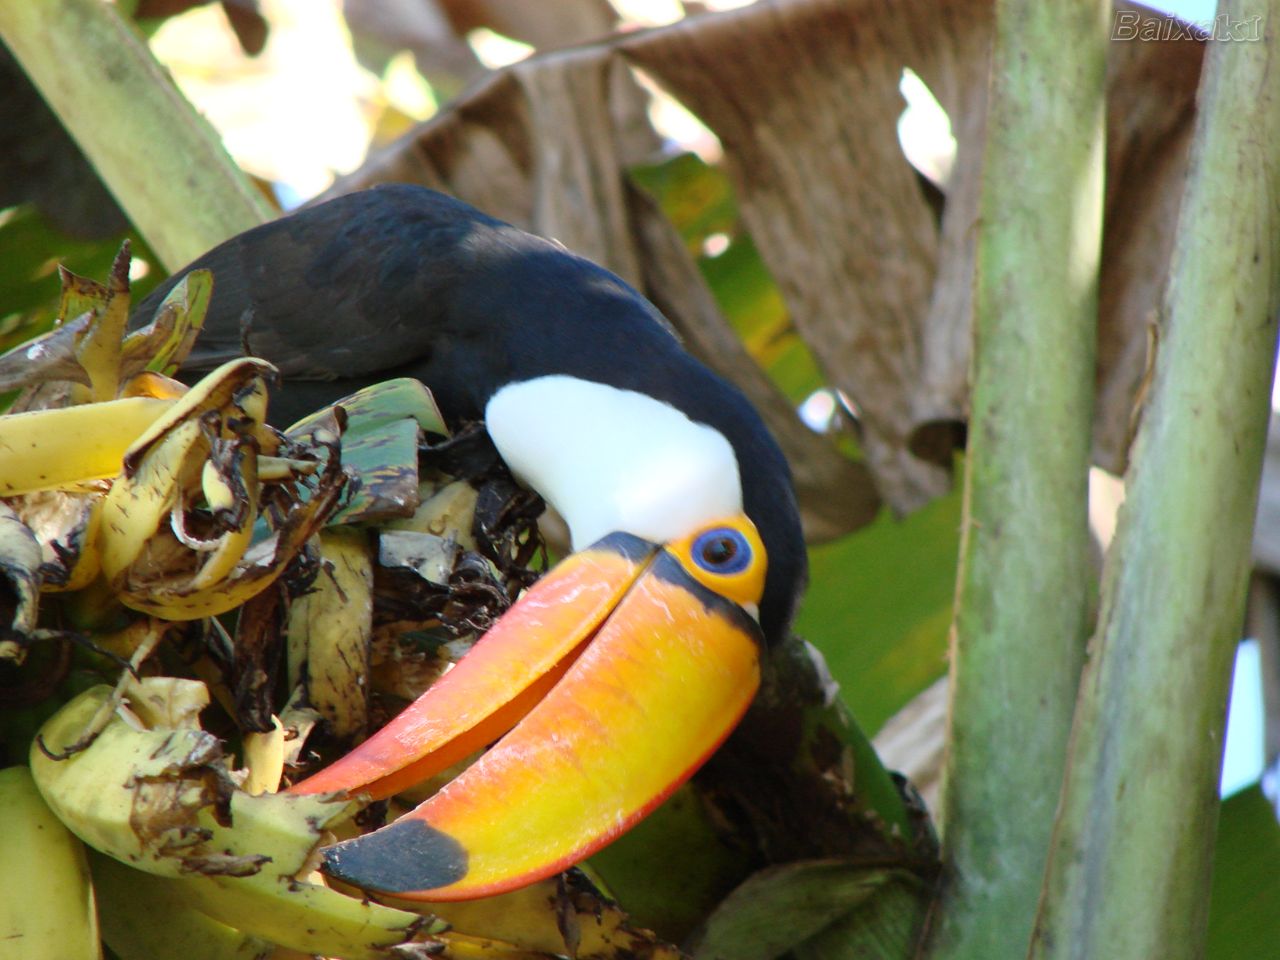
[{"x1": 289, "y1": 522, "x2": 765, "y2": 901}]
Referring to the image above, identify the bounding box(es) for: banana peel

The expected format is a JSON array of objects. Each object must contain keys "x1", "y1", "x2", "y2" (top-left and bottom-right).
[
  {"x1": 0, "y1": 309, "x2": 96, "y2": 393},
  {"x1": 119, "y1": 269, "x2": 211, "y2": 380},
  {"x1": 285, "y1": 377, "x2": 446, "y2": 526},
  {"x1": 379, "y1": 871, "x2": 686, "y2": 960},
  {"x1": 0, "y1": 256, "x2": 207, "y2": 497},
  {"x1": 241, "y1": 715, "x2": 286, "y2": 796},
  {"x1": 0, "y1": 765, "x2": 100, "y2": 960},
  {"x1": 9, "y1": 488, "x2": 105, "y2": 592},
  {"x1": 0, "y1": 396, "x2": 175, "y2": 495},
  {"x1": 90, "y1": 848, "x2": 280, "y2": 960},
  {"x1": 67, "y1": 248, "x2": 132, "y2": 403},
  {"x1": 383, "y1": 479, "x2": 481, "y2": 552},
  {"x1": 0, "y1": 250, "x2": 208, "y2": 398},
  {"x1": 286, "y1": 527, "x2": 374, "y2": 738},
  {"x1": 30, "y1": 678, "x2": 461, "y2": 959},
  {"x1": 98, "y1": 357, "x2": 346, "y2": 619},
  {"x1": 0, "y1": 503, "x2": 43, "y2": 663}
]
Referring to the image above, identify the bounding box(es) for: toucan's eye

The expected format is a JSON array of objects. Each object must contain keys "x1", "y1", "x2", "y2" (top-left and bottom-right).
[
  {"x1": 693, "y1": 528, "x2": 751, "y2": 575},
  {"x1": 668, "y1": 515, "x2": 767, "y2": 611}
]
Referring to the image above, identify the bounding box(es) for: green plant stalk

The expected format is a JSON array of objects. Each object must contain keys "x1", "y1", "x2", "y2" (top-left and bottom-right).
[
  {"x1": 1029, "y1": 4, "x2": 1280, "y2": 959},
  {"x1": 0, "y1": 0, "x2": 274, "y2": 270},
  {"x1": 928, "y1": 1, "x2": 1107, "y2": 957}
]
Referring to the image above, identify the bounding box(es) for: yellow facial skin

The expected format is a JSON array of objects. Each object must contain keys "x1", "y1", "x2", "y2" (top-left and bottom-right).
[
  {"x1": 665, "y1": 514, "x2": 767, "y2": 610},
  {"x1": 307, "y1": 517, "x2": 768, "y2": 902}
]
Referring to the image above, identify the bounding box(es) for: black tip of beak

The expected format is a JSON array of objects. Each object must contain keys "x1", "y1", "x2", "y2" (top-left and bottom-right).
[{"x1": 323, "y1": 818, "x2": 469, "y2": 895}]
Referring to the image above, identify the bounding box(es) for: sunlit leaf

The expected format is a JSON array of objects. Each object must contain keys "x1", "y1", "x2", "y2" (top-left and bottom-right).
[{"x1": 798, "y1": 489, "x2": 960, "y2": 735}]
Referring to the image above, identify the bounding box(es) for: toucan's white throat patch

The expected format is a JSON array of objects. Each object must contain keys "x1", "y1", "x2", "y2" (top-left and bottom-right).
[{"x1": 485, "y1": 375, "x2": 743, "y2": 549}]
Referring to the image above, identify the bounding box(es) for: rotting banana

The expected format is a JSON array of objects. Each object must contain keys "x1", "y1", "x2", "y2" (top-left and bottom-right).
[
  {"x1": 97, "y1": 357, "x2": 273, "y2": 587},
  {"x1": 97, "y1": 357, "x2": 343, "y2": 620},
  {"x1": 380, "y1": 873, "x2": 685, "y2": 960},
  {"x1": 29, "y1": 679, "x2": 459, "y2": 960},
  {"x1": 186, "y1": 446, "x2": 260, "y2": 593},
  {"x1": 0, "y1": 395, "x2": 173, "y2": 495},
  {"x1": 285, "y1": 377, "x2": 447, "y2": 526},
  {"x1": 384, "y1": 479, "x2": 481, "y2": 552},
  {"x1": 69, "y1": 247, "x2": 131, "y2": 403},
  {"x1": 90, "y1": 849, "x2": 279, "y2": 960},
  {"x1": 286, "y1": 527, "x2": 374, "y2": 737},
  {"x1": 0, "y1": 766, "x2": 100, "y2": 960},
  {"x1": 241, "y1": 715, "x2": 285, "y2": 796},
  {"x1": 10, "y1": 488, "x2": 104, "y2": 593},
  {"x1": 30, "y1": 681, "x2": 226, "y2": 869},
  {"x1": 0, "y1": 253, "x2": 206, "y2": 395},
  {"x1": 0, "y1": 503, "x2": 43, "y2": 662},
  {"x1": 118, "y1": 269, "x2": 211, "y2": 380},
  {"x1": 168, "y1": 868, "x2": 550, "y2": 960}
]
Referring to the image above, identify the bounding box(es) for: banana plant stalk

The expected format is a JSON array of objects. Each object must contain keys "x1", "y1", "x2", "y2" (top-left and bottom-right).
[
  {"x1": 927, "y1": 2, "x2": 1106, "y2": 956},
  {"x1": 0, "y1": 0, "x2": 274, "y2": 270},
  {"x1": 1030, "y1": 3, "x2": 1280, "y2": 958}
]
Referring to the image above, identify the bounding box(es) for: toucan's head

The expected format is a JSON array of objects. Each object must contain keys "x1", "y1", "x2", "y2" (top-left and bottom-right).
[{"x1": 136, "y1": 184, "x2": 807, "y2": 902}]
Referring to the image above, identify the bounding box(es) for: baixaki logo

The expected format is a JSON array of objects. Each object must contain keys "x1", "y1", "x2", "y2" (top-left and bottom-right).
[{"x1": 1111, "y1": 11, "x2": 1263, "y2": 42}]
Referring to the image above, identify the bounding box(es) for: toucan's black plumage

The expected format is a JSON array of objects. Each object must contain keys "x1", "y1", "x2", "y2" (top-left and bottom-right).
[{"x1": 135, "y1": 184, "x2": 805, "y2": 644}]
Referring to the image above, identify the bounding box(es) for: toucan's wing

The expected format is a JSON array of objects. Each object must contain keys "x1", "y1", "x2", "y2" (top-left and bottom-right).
[{"x1": 132, "y1": 185, "x2": 497, "y2": 382}]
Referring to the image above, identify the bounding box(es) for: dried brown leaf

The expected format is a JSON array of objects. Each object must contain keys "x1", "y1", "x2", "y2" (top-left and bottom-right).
[{"x1": 332, "y1": 0, "x2": 1204, "y2": 526}]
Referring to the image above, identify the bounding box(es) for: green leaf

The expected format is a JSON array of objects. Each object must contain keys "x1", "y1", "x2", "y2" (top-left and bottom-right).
[
  {"x1": 797, "y1": 875, "x2": 926, "y2": 960},
  {"x1": 798, "y1": 488, "x2": 961, "y2": 734},
  {"x1": 691, "y1": 860, "x2": 898, "y2": 960},
  {"x1": 630, "y1": 152, "x2": 738, "y2": 253},
  {"x1": 1207, "y1": 785, "x2": 1280, "y2": 958},
  {"x1": 587, "y1": 783, "x2": 754, "y2": 944},
  {"x1": 0, "y1": 204, "x2": 162, "y2": 354}
]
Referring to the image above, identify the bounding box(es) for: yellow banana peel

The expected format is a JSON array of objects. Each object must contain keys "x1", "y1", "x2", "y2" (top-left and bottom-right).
[
  {"x1": 381, "y1": 873, "x2": 685, "y2": 960},
  {"x1": 90, "y1": 848, "x2": 278, "y2": 960},
  {"x1": 30, "y1": 678, "x2": 462, "y2": 960},
  {"x1": 0, "y1": 395, "x2": 174, "y2": 496},
  {"x1": 68, "y1": 249, "x2": 132, "y2": 403},
  {"x1": 241, "y1": 715, "x2": 285, "y2": 796},
  {"x1": 97, "y1": 357, "x2": 345, "y2": 620},
  {"x1": 0, "y1": 766, "x2": 100, "y2": 960},
  {"x1": 286, "y1": 527, "x2": 374, "y2": 737}
]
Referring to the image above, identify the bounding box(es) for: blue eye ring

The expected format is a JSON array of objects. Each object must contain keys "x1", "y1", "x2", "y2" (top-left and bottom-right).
[{"x1": 691, "y1": 528, "x2": 752, "y2": 576}]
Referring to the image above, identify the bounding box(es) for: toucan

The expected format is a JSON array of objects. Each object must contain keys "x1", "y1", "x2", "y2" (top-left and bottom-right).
[{"x1": 135, "y1": 184, "x2": 807, "y2": 902}]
